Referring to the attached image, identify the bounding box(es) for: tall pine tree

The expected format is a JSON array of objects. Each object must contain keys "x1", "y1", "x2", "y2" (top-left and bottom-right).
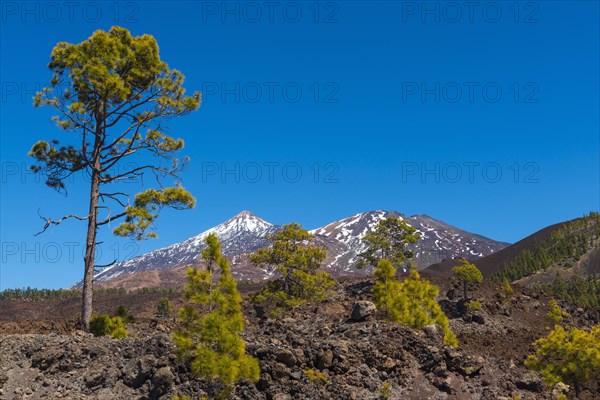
[
  {"x1": 29, "y1": 27, "x2": 200, "y2": 330},
  {"x1": 364, "y1": 217, "x2": 456, "y2": 347}
]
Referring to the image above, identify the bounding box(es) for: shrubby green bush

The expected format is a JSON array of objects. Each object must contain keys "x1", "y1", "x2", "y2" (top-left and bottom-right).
[
  {"x1": 525, "y1": 324, "x2": 600, "y2": 397},
  {"x1": 156, "y1": 297, "x2": 173, "y2": 317},
  {"x1": 89, "y1": 314, "x2": 128, "y2": 338},
  {"x1": 115, "y1": 305, "x2": 135, "y2": 323}
]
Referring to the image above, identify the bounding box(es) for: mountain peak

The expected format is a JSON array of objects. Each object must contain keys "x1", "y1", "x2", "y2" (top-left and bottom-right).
[
  {"x1": 211, "y1": 210, "x2": 273, "y2": 236},
  {"x1": 234, "y1": 210, "x2": 255, "y2": 217},
  {"x1": 409, "y1": 213, "x2": 433, "y2": 220}
]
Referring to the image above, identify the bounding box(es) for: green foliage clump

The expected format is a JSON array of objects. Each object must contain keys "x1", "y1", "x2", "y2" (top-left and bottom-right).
[
  {"x1": 89, "y1": 314, "x2": 128, "y2": 338},
  {"x1": 115, "y1": 305, "x2": 135, "y2": 323},
  {"x1": 304, "y1": 369, "x2": 328, "y2": 382},
  {"x1": 493, "y1": 213, "x2": 600, "y2": 282},
  {"x1": 545, "y1": 298, "x2": 570, "y2": 327},
  {"x1": 358, "y1": 216, "x2": 420, "y2": 270},
  {"x1": 452, "y1": 259, "x2": 483, "y2": 301},
  {"x1": 373, "y1": 260, "x2": 458, "y2": 348},
  {"x1": 501, "y1": 277, "x2": 513, "y2": 299},
  {"x1": 156, "y1": 297, "x2": 173, "y2": 317},
  {"x1": 525, "y1": 324, "x2": 600, "y2": 397},
  {"x1": 114, "y1": 185, "x2": 196, "y2": 240},
  {"x1": 173, "y1": 234, "x2": 260, "y2": 396},
  {"x1": 465, "y1": 299, "x2": 482, "y2": 312},
  {"x1": 250, "y1": 223, "x2": 335, "y2": 310},
  {"x1": 378, "y1": 382, "x2": 392, "y2": 399}
]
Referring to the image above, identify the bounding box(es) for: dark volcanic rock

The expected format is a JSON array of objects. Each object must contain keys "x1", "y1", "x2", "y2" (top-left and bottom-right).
[
  {"x1": 516, "y1": 371, "x2": 543, "y2": 392},
  {"x1": 350, "y1": 301, "x2": 377, "y2": 321},
  {"x1": 2, "y1": 278, "x2": 588, "y2": 399},
  {"x1": 151, "y1": 366, "x2": 175, "y2": 397},
  {"x1": 275, "y1": 350, "x2": 296, "y2": 368}
]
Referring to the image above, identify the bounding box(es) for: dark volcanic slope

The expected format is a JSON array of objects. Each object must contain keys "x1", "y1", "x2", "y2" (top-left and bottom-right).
[
  {"x1": 423, "y1": 218, "x2": 586, "y2": 280},
  {"x1": 473, "y1": 220, "x2": 577, "y2": 279},
  {"x1": 2, "y1": 279, "x2": 599, "y2": 399},
  {"x1": 421, "y1": 259, "x2": 465, "y2": 280}
]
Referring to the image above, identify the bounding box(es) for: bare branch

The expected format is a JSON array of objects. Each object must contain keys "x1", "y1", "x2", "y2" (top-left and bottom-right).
[
  {"x1": 34, "y1": 209, "x2": 90, "y2": 236},
  {"x1": 103, "y1": 80, "x2": 160, "y2": 127},
  {"x1": 100, "y1": 164, "x2": 177, "y2": 184},
  {"x1": 104, "y1": 90, "x2": 160, "y2": 129},
  {"x1": 100, "y1": 120, "x2": 146, "y2": 170},
  {"x1": 99, "y1": 192, "x2": 130, "y2": 208},
  {"x1": 94, "y1": 259, "x2": 117, "y2": 271}
]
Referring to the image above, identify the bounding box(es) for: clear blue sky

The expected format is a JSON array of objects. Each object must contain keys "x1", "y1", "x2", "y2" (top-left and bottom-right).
[{"x1": 1, "y1": 1, "x2": 598, "y2": 289}]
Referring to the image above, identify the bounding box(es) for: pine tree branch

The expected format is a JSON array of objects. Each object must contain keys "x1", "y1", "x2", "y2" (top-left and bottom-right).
[
  {"x1": 100, "y1": 121, "x2": 147, "y2": 171},
  {"x1": 103, "y1": 82, "x2": 160, "y2": 128},
  {"x1": 97, "y1": 212, "x2": 128, "y2": 226},
  {"x1": 100, "y1": 164, "x2": 177, "y2": 184},
  {"x1": 99, "y1": 192, "x2": 130, "y2": 208},
  {"x1": 34, "y1": 210, "x2": 90, "y2": 236},
  {"x1": 101, "y1": 115, "x2": 147, "y2": 154}
]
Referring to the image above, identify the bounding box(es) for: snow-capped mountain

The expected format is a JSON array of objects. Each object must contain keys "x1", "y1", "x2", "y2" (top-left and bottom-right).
[
  {"x1": 78, "y1": 210, "x2": 509, "y2": 288},
  {"x1": 311, "y1": 211, "x2": 509, "y2": 275},
  {"x1": 86, "y1": 211, "x2": 277, "y2": 286}
]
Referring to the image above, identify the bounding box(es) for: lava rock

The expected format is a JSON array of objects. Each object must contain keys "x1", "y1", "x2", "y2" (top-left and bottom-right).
[
  {"x1": 84, "y1": 365, "x2": 106, "y2": 388},
  {"x1": 271, "y1": 394, "x2": 292, "y2": 400},
  {"x1": 351, "y1": 301, "x2": 377, "y2": 321},
  {"x1": 275, "y1": 350, "x2": 296, "y2": 368},
  {"x1": 446, "y1": 350, "x2": 484, "y2": 377},
  {"x1": 516, "y1": 371, "x2": 543, "y2": 392},
  {"x1": 446, "y1": 289, "x2": 457, "y2": 300},
  {"x1": 423, "y1": 324, "x2": 443, "y2": 342},
  {"x1": 151, "y1": 366, "x2": 175, "y2": 396},
  {"x1": 123, "y1": 354, "x2": 156, "y2": 388},
  {"x1": 315, "y1": 349, "x2": 334, "y2": 370},
  {"x1": 472, "y1": 313, "x2": 485, "y2": 324}
]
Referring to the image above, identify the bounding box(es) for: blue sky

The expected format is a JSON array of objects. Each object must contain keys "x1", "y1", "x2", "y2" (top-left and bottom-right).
[{"x1": 1, "y1": 1, "x2": 598, "y2": 289}]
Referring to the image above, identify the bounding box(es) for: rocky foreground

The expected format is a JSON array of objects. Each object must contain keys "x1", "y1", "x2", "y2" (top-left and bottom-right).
[{"x1": 0, "y1": 279, "x2": 598, "y2": 400}]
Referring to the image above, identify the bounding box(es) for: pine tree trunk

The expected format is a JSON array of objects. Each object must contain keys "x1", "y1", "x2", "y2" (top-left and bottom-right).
[
  {"x1": 81, "y1": 168, "x2": 100, "y2": 331},
  {"x1": 81, "y1": 125, "x2": 103, "y2": 331},
  {"x1": 284, "y1": 272, "x2": 290, "y2": 296}
]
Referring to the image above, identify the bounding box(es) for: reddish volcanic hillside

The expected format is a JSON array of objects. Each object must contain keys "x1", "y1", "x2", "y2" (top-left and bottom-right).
[
  {"x1": 421, "y1": 259, "x2": 465, "y2": 279},
  {"x1": 473, "y1": 220, "x2": 576, "y2": 279},
  {"x1": 423, "y1": 216, "x2": 596, "y2": 280}
]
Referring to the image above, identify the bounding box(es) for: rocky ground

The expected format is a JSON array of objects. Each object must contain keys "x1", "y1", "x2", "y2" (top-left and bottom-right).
[{"x1": 0, "y1": 279, "x2": 599, "y2": 400}]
